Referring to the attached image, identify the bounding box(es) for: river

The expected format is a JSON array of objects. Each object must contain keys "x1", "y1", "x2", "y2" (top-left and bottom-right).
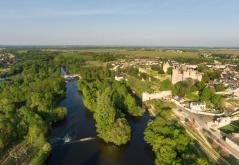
[{"x1": 47, "y1": 81, "x2": 154, "y2": 165}]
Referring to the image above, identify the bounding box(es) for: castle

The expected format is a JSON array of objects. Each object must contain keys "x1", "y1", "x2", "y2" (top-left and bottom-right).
[{"x1": 171, "y1": 64, "x2": 203, "y2": 84}]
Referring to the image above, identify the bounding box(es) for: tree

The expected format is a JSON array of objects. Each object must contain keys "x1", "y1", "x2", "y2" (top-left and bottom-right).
[
  {"x1": 198, "y1": 64, "x2": 208, "y2": 73},
  {"x1": 0, "y1": 50, "x2": 67, "y2": 163},
  {"x1": 160, "y1": 79, "x2": 172, "y2": 91},
  {"x1": 196, "y1": 158, "x2": 208, "y2": 165},
  {"x1": 215, "y1": 83, "x2": 226, "y2": 92},
  {"x1": 211, "y1": 95, "x2": 223, "y2": 110},
  {"x1": 144, "y1": 116, "x2": 192, "y2": 165},
  {"x1": 172, "y1": 80, "x2": 194, "y2": 97},
  {"x1": 167, "y1": 67, "x2": 173, "y2": 75},
  {"x1": 94, "y1": 89, "x2": 131, "y2": 145},
  {"x1": 151, "y1": 65, "x2": 164, "y2": 74},
  {"x1": 203, "y1": 70, "x2": 221, "y2": 82},
  {"x1": 124, "y1": 94, "x2": 143, "y2": 116},
  {"x1": 200, "y1": 87, "x2": 215, "y2": 102},
  {"x1": 128, "y1": 68, "x2": 139, "y2": 77}
]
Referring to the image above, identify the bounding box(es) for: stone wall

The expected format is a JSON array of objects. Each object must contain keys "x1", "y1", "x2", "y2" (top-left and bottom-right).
[{"x1": 142, "y1": 91, "x2": 172, "y2": 102}]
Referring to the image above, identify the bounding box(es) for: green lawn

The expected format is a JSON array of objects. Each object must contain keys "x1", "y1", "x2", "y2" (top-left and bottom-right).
[{"x1": 220, "y1": 120, "x2": 239, "y2": 134}]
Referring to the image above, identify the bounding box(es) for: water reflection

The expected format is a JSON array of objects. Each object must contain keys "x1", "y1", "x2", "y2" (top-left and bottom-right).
[{"x1": 47, "y1": 82, "x2": 154, "y2": 165}]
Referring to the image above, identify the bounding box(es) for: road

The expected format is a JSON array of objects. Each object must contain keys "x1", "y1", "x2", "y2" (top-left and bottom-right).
[
  {"x1": 172, "y1": 102, "x2": 239, "y2": 163},
  {"x1": 172, "y1": 108, "x2": 230, "y2": 164}
]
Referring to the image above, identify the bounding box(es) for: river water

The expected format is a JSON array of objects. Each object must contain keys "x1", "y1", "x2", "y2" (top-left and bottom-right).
[{"x1": 47, "y1": 81, "x2": 154, "y2": 165}]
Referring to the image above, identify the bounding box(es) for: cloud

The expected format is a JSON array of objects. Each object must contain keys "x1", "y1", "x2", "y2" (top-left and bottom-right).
[
  {"x1": 49, "y1": 10, "x2": 142, "y2": 16},
  {"x1": 0, "y1": 8, "x2": 145, "y2": 19}
]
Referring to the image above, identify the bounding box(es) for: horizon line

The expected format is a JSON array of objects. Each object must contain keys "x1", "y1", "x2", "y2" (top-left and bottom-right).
[{"x1": 0, "y1": 45, "x2": 239, "y2": 49}]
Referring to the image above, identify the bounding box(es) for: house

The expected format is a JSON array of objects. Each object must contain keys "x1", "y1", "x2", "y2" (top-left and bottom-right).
[{"x1": 190, "y1": 101, "x2": 206, "y2": 112}]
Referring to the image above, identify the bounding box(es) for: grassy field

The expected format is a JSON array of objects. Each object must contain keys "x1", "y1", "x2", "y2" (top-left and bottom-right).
[
  {"x1": 210, "y1": 49, "x2": 239, "y2": 56},
  {"x1": 45, "y1": 47, "x2": 239, "y2": 59},
  {"x1": 120, "y1": 50, "x2": 201, "y2": 58},
  {"x1": 45, "y1": 48, "x2": 201, "y2": 58}
]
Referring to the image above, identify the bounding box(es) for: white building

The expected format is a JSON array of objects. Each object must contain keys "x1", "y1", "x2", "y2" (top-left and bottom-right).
[
  {"x1": 115, "y1": 76, "x2": 124, "y2": 81},
  {"x1": 190, "y1": 101, "x2": 206, "y2": 112}
]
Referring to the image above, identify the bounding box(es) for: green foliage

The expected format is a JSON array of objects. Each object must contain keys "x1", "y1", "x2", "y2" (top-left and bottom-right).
[
  {"x1": 172, "y1": 79, "x2": 223, "y2": 111},
  {"x1": 215, "y1": 83, "x2": 226, "y2": 92},
  {"x1": 197, "y1": 63, "x2": 221, "y2": 83},
  {"x1": 128, "y1": 67, "x2": 139, "y2": 77},
  {"x1": 202, "y1": 70, "x2": 221, "y2": 82},
  {"x1": 200, "y1": 87, "x2": 215, "y2": 102},
  {"x1": 220, "y1": 120, "x2": 239, "y2": 134},
  {"x1": 159, "y1": 79, "x2": 172, "y2": 91},
  {"x1": 199, "y1": 87, "x2": 223, "y2": 110},
  {"x1": 28, "y1": 142, "x2": 51, "y2": 165},
  {"x1": 55, "y1": 51, "x2": 125, "y2": 74},
  {"x1": 94, "y1": 89, "x2": 130, "y2": 145},
  {"x1": 79, "y1": 66, "x2": 114, "y2": 80},
  {"x1": 139, "y1": 72, "x2": 149, "y2": 80},
  {"x1": 93, "y1": 52, "x2": 120, "y2": 62},
  {"x1": 194, "y1": 81, "x2": 206, "y2": 91},
  {"x1": 167, "y1": 67, "x2": 173, "y2": 75},
  {"x1": 0, "y1": 50, "x2": 67, "y2": 163},
  {"x1": 78, "y1": 80, "x2": 100, "y2": 111},
  {"x1": 50, "y1": 107, "x2": 67, "y2": 122},
  {"x1": 172, "y1": 79, "x2": 196, "y2": 98},
  {"x1": 77, "y1": 67, "x2": 144, "y2": 145},
  {"x1": 144, "y1": 106, "x2": 209, "y2": 165},
  {"x1": 124, "y1": 94, "x2": 143, "y2": 116},
  {"x1": 151, "y1": 65, "x2": 164, "y2": 74},
  {"x1": 127, "y1": 76, "x2": 153, "y2": 97},
  {"x1": 185, "y1": 92, "x2": 199, "y2": 101},
  {"x1": 197, "y1": 64, "x2": 208, "y2": 73},
  {"x1": 196, "y1": 158, "x2": 209, "y2": 165},
  {"x1": 146, "y1": 100, "x2": 171, "y2": 118},
  {"x1": 144, "y1": 116, "x2": 192, "y2": 165}
]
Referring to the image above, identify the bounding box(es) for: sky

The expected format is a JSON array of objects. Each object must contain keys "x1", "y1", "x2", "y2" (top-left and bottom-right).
[{"x1": 0, "y1": 0, "x2": 239, "y2": 47}]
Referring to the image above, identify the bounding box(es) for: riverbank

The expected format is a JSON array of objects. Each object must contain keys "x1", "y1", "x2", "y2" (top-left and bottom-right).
[{"x1": 47, "y1": 81, "x2": 154, "y2": 165}]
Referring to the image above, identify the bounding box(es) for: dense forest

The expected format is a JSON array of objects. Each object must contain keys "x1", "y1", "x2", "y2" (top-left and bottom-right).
[{"x1": 0, "y1": 50, "x2": 67, "y2": 164}]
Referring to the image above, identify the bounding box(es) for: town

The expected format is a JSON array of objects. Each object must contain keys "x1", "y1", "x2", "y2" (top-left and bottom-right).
[
  {"x1": 1, "y1": 48, "x2": 239, "y2": 165},
  {"x1": 112, "y1": 54, "x2": 239, "y2": 163}
]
